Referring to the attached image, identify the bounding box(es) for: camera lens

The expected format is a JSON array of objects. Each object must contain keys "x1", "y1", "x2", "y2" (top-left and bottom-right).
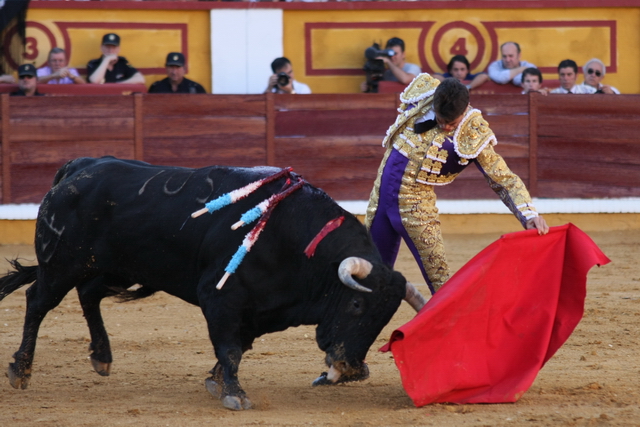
[{"x1": 277, "y1": 72, "x2": 290, "y2": 87}]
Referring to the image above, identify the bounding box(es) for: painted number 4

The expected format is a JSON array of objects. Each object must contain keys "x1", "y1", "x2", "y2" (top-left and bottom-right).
[{"x1": 450, "y1": 38, "x2": 468, "y2": 56}]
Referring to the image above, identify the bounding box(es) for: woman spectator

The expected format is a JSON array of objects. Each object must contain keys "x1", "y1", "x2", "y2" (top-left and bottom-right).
[{"x1": 434, "y1": 55, "x2": 488, "y2": 91}]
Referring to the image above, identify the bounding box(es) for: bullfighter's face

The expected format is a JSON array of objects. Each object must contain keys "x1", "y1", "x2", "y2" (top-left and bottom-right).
[{"x1": 436, "y1": 111, "x2": 464, "y2": 133}]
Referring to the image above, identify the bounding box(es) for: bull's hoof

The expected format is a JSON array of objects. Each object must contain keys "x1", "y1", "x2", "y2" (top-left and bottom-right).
[
  {"x1": 312, "y1": 363, "x2": 370, "y2": 386},
  {"x1": 90, "y1": 356, "x2": 111, "y2": 376},
  {"x1": 222, "y1": 395, "x2": 253, "y2": 411},
  {"x1": 205, "y1": 378, "x2": 252, "y2": 410},
  {"x1": 205, "y1": 377, "x2": 223, "y2": 399},
  {"x1": 6, "y1": 363, "x2": 30, "y2": 390},
  {"x1": 312, "y1": 372, "x2": 332, "y2": 386}
]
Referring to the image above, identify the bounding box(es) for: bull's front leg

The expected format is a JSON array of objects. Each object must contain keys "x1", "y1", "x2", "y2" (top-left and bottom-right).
[
  {"x1": 199, "y1": 285, "x2": 252, "y2": 411},
  {"x1": 205, "y1": 344, "x2": 252, "y2": 410}
]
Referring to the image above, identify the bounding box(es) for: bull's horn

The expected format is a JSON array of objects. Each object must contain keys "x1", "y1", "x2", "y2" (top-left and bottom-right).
[
  {"x1": 338, "y1": 257, "x2": 373, "y2": 293},
  {"x1": 405, "y1": 282, "x2": 427, "y2": 312}
]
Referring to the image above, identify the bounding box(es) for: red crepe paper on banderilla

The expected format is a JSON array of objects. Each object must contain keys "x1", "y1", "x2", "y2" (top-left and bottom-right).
[{"x1": 381, "y1": 224, "x2": 610, "y2": 406}]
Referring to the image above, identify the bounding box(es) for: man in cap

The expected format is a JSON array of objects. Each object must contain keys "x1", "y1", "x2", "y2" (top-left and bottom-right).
[
  {"x1": 148, "y1": 52, "x2": 206, "y2": 94},
  {"x1": 86, "y1": 33, "x2": 145, "y2": 84},
  {"x1": 11, "y1": 64, "x2": 43, "y2": 96}
]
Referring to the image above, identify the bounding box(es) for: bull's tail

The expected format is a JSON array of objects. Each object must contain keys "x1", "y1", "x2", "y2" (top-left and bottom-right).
[{"x1": 0, "y1": 260, "x2": 37, "y2": 301}]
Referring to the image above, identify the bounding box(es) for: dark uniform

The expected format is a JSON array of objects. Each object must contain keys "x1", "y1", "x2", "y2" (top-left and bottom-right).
[
  {"x1": 10, "y1": 89, "x2": 43, "y2": 96},
  {"x1": 148, "y1": 77, "x2": 206, "y2": 94},
  {"x1": 12, "y1": 64, "x2": 43, "y2": 96},
  {"x1": 86, "y1": 56, "x2": 139, "y2": 83}
]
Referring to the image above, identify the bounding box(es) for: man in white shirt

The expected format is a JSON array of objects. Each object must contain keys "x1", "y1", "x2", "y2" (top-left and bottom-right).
[
  {"x1": 581, "y1": 58, "x2": 620, "y2": 94},
  {"x1": 487, "y1": 42, "x2": 535, "y2": 86},
  {"x1": 264, "y1": 57, "x2": 311, "y2": 94},
  {"x1": 550, "y1": 59, "x2": 596, "y2": 94}
]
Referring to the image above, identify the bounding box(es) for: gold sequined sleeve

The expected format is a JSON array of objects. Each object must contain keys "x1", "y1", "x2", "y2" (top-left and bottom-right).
[{"x1": 475, "y1": 144, "x2": 538, "y2": 228}]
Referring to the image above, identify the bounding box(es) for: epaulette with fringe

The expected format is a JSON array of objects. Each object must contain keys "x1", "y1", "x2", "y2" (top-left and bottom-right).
[
  {"x1": 382, "y1": 74, "x2": 440, "y2": 148},
  {"x1": 452, "y1": 108, "x2": 497, "y2": 159}
]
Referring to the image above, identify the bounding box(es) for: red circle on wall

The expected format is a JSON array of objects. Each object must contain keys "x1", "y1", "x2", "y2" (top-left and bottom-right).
[
  {"x1": 432, "y1": 21, "x2": 486, "y2": 72},
  {"x1": 3, "y1": 21, "x2": 57, "y2": 71}
]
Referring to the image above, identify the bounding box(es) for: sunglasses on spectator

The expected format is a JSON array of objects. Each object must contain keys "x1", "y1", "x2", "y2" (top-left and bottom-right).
[
  {"x1": 587, "y1": 68, "x2": 602, "y2": 77},
  {"x1": 19, "y1": 75, "x2": 34, "y2": 80}
]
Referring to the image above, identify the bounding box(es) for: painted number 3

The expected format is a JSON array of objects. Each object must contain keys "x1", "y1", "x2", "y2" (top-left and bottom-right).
[
  {"x1": 450, "y1": 38, "x2": 468, "y2": 56},
  {"x1": 23, "y1": 37, "x2": 39, "y2": 60}
]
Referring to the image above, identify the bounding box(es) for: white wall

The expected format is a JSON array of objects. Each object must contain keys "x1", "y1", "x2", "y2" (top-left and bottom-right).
[{"x1": 210, "y1": 9, "x2": 283, "y2": 94}]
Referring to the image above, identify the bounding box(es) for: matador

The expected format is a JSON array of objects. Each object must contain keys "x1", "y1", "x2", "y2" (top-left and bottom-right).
[{"x1": 365, "y1": 75, "x2": 548, "y2": 294}]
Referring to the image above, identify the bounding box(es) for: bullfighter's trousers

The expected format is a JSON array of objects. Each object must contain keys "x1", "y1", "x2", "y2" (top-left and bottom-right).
[{"x1": 366, "y1": 149, "x2": 449, "y2": 294}]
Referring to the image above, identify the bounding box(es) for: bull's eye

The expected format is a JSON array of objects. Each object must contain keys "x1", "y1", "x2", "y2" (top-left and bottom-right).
[{"x1": 349, "y1": 298, "x2": 364, "y2": 315}]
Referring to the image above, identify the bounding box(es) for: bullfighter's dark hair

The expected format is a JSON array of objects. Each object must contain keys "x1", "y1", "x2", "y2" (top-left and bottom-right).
[
  {"x1": 271, "y1": 57, "x2": 291, "y2": 74},
  {"x1": 433, "y1": 78, "x2": 469, "y2": 124},
  {"x1": 447, "y1": 55, "x2": 471, "y2": 74},
  {"x1": 558, "y1": 59, "x2": 578, "y2": 74},
  {"x1": 385, "y1": 37, "x2": 405, "y2": 52},
  {"x1": 522, "y1": 67, "x2": 543, "y2": 83}
]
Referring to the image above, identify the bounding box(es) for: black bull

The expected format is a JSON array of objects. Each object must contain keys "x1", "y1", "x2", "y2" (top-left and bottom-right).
[{"x1": 0, "y1": 157, "x2": 426, "y2": 410}]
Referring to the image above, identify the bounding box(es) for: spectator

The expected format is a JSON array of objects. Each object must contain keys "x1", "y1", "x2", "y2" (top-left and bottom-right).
[
  {"x1": 264, "y1": 57, "x2": 311, "y2": 94},
  {"x1": 487, "y1": 42, "x2": 535, "y2": 86},
  {"x1": 0, "y1": 74, "x2": 15, "y2": 84},
  {"x1": 434, "y1": 55, "x2": 488, "y2": 91},
  {"x1": 380, "y1": 37, "x2": 421, "y2": 84},
  {"x1": 521, "y1": 67, "x2": 548, "y2": 95},
  {"x1": 360, "y1": 37, "x2": 421, "y2": 92},
  {"x1": 148, "y1": 52, "x2": 206, "y2": 94},
  {"x1": 550, "y1": 59, "x2": 596, "y2": 94},
  {"x1": 581, "y1": 58, "x2": 620, "y2": 94},
  {"x1": 11, "y1": 64, "x2": 43, "y2": 96},
  {"x1": 37, "y1": 47, "x2": 85, "y2": 85},
  {"x1": 87, "y1": 33, "x2": 145, "y2": 85}
]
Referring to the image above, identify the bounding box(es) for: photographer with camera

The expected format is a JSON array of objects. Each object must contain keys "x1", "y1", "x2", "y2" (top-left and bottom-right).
[
  {"x1": 264, "y1": 57, "x2": 311, "y2": 95},
  {"x1": 361, "y1": 37, "x2": 421, "y2": 93}
]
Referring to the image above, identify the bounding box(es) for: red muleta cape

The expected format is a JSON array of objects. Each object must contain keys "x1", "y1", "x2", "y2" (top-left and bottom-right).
[{"x1": 381, "y1": 224, "x2": 610, "y2": 406}]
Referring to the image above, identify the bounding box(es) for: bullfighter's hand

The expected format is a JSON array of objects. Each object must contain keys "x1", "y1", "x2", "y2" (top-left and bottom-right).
[{"x1": 526, "y1": 216, "x2": 549, "y2": 235}]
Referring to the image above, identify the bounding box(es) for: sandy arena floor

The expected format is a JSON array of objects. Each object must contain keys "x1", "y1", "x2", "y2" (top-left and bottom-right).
[{"x1": 0, "y1": 229, "x2": 638, "y2": 426}]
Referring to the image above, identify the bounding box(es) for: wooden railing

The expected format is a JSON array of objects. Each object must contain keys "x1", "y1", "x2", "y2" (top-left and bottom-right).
[{"x1": 1, "y1": 92, "x2": 639, "y2": 204}]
